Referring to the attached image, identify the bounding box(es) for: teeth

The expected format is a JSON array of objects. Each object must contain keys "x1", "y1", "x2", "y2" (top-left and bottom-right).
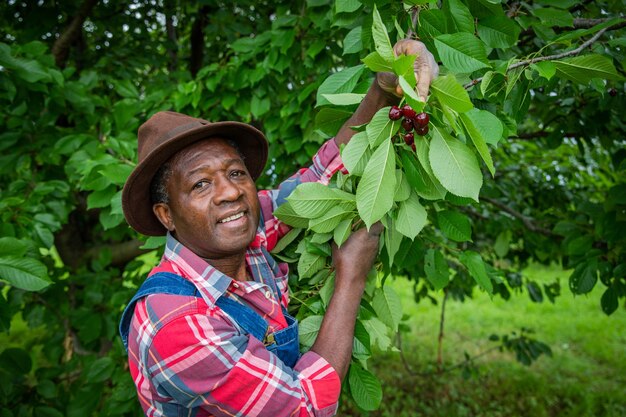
[{"x1": 219, "y1": 212, "x2": 245, "y2": 223}]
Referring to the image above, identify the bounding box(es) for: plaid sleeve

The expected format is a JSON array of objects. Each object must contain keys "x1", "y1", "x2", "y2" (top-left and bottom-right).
[
  {"x1": 259, "y1": 139, "x2": 345, "y2": 251},
  {"x1": 148, "y1": 310, "x2": 341, "y2": 417}
]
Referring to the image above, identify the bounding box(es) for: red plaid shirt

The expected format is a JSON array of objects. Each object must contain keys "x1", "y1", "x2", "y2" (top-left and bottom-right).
[{"x1": 127, "y1": 139, "x2": 345, "y2": 417}]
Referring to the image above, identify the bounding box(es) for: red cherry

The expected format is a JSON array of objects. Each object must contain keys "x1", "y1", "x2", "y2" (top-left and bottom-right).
[
  {"x1": 401, "y1": 117, "x2": 414, "y2": 132},
  {"x1": 411, "y1": 143, "x2": 416, "y2": 152},
  {"x1": 403, "y1": 132, "x2": 414, "y2": 145},
  {"x1": 415, "y1": 125, "x2": 429, "y2": 136},
  {"x1": 414, "y1": 112, "x2": 429, "y2": 127},
  {"x1": 389, "y1": 106, "x2": 403, "y2": 121},
  {"x1": 401, "y1": 104, "x2": 417, "y2": 119},
  {"x1": 609, "y1": 88, "x2": 617, "y2": 97}
]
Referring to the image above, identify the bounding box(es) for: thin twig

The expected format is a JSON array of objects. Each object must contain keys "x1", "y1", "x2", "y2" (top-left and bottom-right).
[
  {"x1": 436, "y1": 290, "x2": 448, "y2": 373},
  {"x1": 482, "y1": 197, "x2": 555, "y2": 236},
  {"x1": 464, "y1": 27, "x2": 609, "y2": 89},
  {"x1": 405, "y1": 7, "x2": 420, "y2": 40}
]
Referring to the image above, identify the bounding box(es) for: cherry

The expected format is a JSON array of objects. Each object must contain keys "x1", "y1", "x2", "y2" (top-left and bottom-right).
[
  {"x1": 609, "y1": 88, "x2": 617, "y2": 97},
  {"x1": 403, "y1": 132, "x2": 414, "y2": 146},
  {"x1": 414, "y1": 112, "x2": 429, "y2": 127},
  {"x1": 415, "y1": 125, "x2": 429, "y2": 136},
  {"x1": 411, "y1": 143, "x2": 416, "y2": 152},
  {"x1": 389, "y1": 106, "x2": 403, "y2": 121},
  {"x1": 401, "y1": 117, "x2": 414, "y2": 132},
  {"x1": 401, "y1": 104, "x2": 417, "y2": 119}
]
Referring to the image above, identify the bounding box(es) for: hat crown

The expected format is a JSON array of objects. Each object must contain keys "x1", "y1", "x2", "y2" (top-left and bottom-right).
[{"x1": 137, "y1": 111, "x2": 208, "y2": 163}]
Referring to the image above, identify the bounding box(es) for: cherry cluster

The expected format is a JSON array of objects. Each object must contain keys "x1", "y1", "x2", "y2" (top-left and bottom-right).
[{"x1": 389, "y1": 104, "x2": 429, "y2": 148}]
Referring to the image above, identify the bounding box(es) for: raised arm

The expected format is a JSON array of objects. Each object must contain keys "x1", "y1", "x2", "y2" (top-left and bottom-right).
[{"x1": 335, "y1": 39, "x2": 439, "y2": 146}]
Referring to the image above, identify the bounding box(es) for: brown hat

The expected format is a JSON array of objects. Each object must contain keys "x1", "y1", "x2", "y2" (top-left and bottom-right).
[{"x1": 122, "y1": 111, "x2": 268, "y2": 236}]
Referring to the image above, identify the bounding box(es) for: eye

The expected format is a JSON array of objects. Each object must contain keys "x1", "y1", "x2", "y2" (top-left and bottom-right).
[
  {"x1": 192, "y1": 180, "x2": 210, "y2": 190},
  {"x1": 231, "y1": 170, "x2": 247, "y2": 178}
]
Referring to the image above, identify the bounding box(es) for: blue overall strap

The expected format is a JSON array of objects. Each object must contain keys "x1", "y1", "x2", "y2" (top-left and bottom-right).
[
  {"x1": 118, "y1": 272, "x2": 198, "y2": 352},
  {"x1": 214, "y1": 296, "x2": 270, "y2": 344}
]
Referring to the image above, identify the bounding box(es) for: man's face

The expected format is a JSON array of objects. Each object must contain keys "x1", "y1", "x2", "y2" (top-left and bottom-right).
[{"x1": 154, "y1": 138, "x2": 260, "y2": 260}]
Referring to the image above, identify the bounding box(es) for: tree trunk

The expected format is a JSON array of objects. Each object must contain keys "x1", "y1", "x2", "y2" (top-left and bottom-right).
[
  {"x1": 189, "y1": 5, "x2": 211, "y2": 78},
  {"x1": 164, "y1": 0, "x2": 178, "y2": 72},
  {"x1": 52, "y1": 0, "x2": 100, "y2": 67}
]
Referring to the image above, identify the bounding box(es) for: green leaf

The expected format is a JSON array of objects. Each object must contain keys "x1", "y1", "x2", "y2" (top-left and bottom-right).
[
  {"x1": 601, "y1": 287, "x2": 618, "y2": 316},
  {"x1": 554, "y1": 54, "x2": 624, "y2": 85},
  {"x1": 298, "y1": 250, "x2": 327, "y2": 279},
  {"x1": 0, "y1": 348, "x2": 31, "y2": 375},
  {"x1": 434, "y1": 33, "x2": 491, "y2": 74},
  {"x1": 429, "y1": 128, "x2": 483, "y2": 201},
  {"x1": 114, "y1": 79, "x2": 139, "y2": 98},
  {"x1": 352, "y1": 319, "x2": 371, "y2": 360},
  {"x1": 0, "y1": 257, "x2": 50, "y2": 291},
  {"x1": 437, "y1": 210, "x2": 472, "y2": 242},
  {"x1": 531, "y1": 7, "x2": 573, "y2": 27},
  {"x1": 349, "y1": 364, "x2": 382, "y2": 411},
  {"x1": 309, "y1": 205, "x2": 354, "y2": 233},
  {"x1": 336, "y1": 0, "x2": 362, "y2": 13},
  {"x1": 287, "y1": 182, "x2": 355, "y2": 219},
  {"x1": 365, "y1": 106, "x2": 401, "y2": 148},
  {"x1": 494, "y1": 230, "x2": 512, "y2": 258},
  {"x1": 342, "y1": 131, "x2": 371, "y2": 176},
  {"x1": 461, "y1": 107, "x2": 503, "y2": 147},
  {"x1": 315, "y1": 107, "x2": 353, "y2": 136},
  {"x1": 371, "y1": 4, "x2": 394, "y2": 62},
  {"x1": 0, "y1": 237, "x2": 29, "y2": 257},
  {"x1": 400, "y1": 147, "x2": 447, "y2": 200},
  {"x1": 430, "y1": 75, "x2": 474, "y2": 113},
  {"x1": 299, "y1": 315, "x2": 324, "y2": 348},
  {"x1": 334, "y1": 218, "x2": 353, "y2": 247},
  {"x1": 392, "y1": 55, "x2": 418, "y2": 87},
  {"x1": 384, "y1": 217, "x2": 403, "y2": 266},
  {"x1": 273, "y1": 201, "x2": 311, "y2": 229},
  {"x1": 362, "y1": 51, "x2": 393, "y2": 72},
  {"x1": 270, "y1": 228, "x2": 303, "y2": 254},
  {"x1": 395, "y1": 192, "x2": 428, "y2": 239},
  {"x1": 445, "y1": 0, "x2": 475, "y2": 34},
  {"x1": 477, "y1": 15, "x2": 521, "y2": 48},
  {"x1": 459, "y1": 251, "x2": 493, "y2": 294},
  {"x1": 139, "y1": 236, "x2": 167, "y2": 250},
  {"x1": 363, "y1": 317, "x2": 393, "y2": 351},
  {"x1": 399, "y1": 75, "x2": 425, "y2": 112},
  {"x1": 356, "y1": 140, "x2": 396, "y2": 229},
  {"x1": 460, "y1": 111, "x2": 496, "y2": 175},
  {"x1": 321, "y1": 93, "x2": 365, "y2": 105},
  {"x1": 87, "y1": 186, "x2": 117, "y2": 210},
  {"x1": 85, "y1": 357, "x2": 115, "y2": 383},
  {"x1": 394, "y1": 169, "x2": 411, "y2": 202},
  {"x1": 569, "y1": 260, "x2": 598, "y2": 295},
  {"x1": 316, "y1": 65, "x2": 365, "y2": 107},
  {"x1": 372, "y1": 285, "x2": 402, "y2": 331},
  {"x1": 343, "y1": 26, "x2": 363, "y2": 55},
  {"x1": 424, "y1": 249, "x2": 450, "y2": 290},
  {"x1": 532, "y1": 61, "x2": 557, "y2": 80}
]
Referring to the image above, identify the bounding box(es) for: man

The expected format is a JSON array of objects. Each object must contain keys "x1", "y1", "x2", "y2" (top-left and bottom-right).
[{"x1": 119, "y1": 40, "x2": 438, "y2": 417}]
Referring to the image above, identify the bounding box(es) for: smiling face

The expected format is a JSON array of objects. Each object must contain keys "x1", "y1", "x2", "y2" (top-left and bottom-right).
[{"x1": 152, "y1": 137, "x2": 260, "y2": 260}]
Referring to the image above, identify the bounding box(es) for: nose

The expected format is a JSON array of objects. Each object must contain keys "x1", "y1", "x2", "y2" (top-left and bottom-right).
[{"x1": 213, "y1": 175, "x2": 243, "y2": 204}]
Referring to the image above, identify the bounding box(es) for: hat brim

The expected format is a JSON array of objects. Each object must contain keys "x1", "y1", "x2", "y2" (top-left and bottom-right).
[{"x1": 122, "y1": 121, "x2": 268, "y2": 236}]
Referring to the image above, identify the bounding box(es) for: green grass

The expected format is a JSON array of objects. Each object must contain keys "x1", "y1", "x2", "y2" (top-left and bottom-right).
[{"x1": 339, "y1": 264, "x2": 626, "y2": 417}]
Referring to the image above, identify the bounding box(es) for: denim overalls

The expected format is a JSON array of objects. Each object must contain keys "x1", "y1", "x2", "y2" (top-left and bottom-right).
[{"x1": 118, "y1": 272, "x2": 301, "y2": 368}]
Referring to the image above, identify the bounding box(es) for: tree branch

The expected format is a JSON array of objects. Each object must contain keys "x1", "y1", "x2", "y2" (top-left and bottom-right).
[
  {"x1": 465, "y1": 23, "x2": 612, "y2": 89},
  {"x1": 437, "y1": 290, "x2": 448, "y2": 373},
  {"x1": 405, "y1": 7, "x2": 420, "y2": 40},
  {"x1": 482, "y1": 197, "x2": 555, "y2": 237},
  {"x1": 52, "y1": 0, "x2": 99, "y2": 67}
]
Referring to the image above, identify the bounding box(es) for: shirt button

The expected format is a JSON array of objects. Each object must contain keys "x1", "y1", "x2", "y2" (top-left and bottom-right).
[
  {"x1": 264, "y1": 290, "x2": 272, "y2": 299},
  {"x1": 232, "y1": 282, "x2": 239, "y2": 289}
]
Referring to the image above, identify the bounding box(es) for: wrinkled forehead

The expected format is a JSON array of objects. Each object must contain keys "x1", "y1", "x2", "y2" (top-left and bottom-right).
[{"x1": 168, "y1": 137, "x2": 244, "y2": 170}]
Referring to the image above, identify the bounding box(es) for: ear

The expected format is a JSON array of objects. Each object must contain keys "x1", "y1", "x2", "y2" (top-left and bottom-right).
[{"x1": 153, "y1": 203, "x2": 175, "y2": 232}]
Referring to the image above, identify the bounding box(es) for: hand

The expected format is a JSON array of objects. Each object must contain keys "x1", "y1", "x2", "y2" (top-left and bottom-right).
[
  {"x1": 377, "y1": 39, "x2": 439, "y2": 102},
  {"x1": 332, "y1": 223, "x2": 383, "y2": 287}
]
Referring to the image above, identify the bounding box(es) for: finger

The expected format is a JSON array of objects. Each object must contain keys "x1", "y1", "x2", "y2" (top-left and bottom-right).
[
  {"x1": 368, "y1": 222, "x2": 384, "y2": 237},
  {"x1": 416, "y1": 67, "x2": 432, "y2": 102}
]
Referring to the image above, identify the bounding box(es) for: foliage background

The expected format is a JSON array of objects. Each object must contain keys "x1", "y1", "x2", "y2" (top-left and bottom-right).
[{"x1": 0, "y1": 0, "x2": 624, "y2": 416}]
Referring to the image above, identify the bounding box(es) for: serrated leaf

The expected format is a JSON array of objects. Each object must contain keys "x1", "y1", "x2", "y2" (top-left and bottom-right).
[
  {"x1": 315, "y1": 107, "x2": 353, "y2": 136},
  {"x1": 461, "y1": 107, "x2": 503, "y2": 147},
  {"x1": 287, "y1": 182, "x2": 356, "y2": 219},
  {"x1": 349, "y1": 364, "x2": 382, "y2": 411},
  {"x1": 309, "y1": 205, "x2": 355, "y2": 233},
  {"x1": 299, "y1": 315, "x2": 324, "y2": 348},
  {"x1": 429, "y1": 128, "x2": 483, "y2": 201},
  {"x1": 459, "y1": 251, "x2": 493, "y2": 294},
  {"x1": 298, "y1": 250, "x2": 326, "y2": 280},
  {"x1": 399, "y1": 75, "x2": 425, "y2": 112},
  {"x1": 273, "y1": 201, "x2": 310, "y2": 229},
  {"x1": 371, "y1": 4, "x2": 394, "y2": 62},
  {"x1": 438, "y1": 210, "x2": 472, "y2": 242},
  {"x1": 352, "y1": 319, "x2": 371, "y2": 360},
  {"x1": 0, "y1": 256, "x2": 50, "y2": 291},
  {"x1": 365, "y1": 106, "x2": 401, "y2": 148},
  {"x1": 401, "y1": 146, "x2": 447, "y2": 200},
  {"x1": 392, "y1": 55, "x2": 418, "y2": 87},
  {"x1": 316, "y1": 65, "x2": 365, "y2": 107},
  {"x1": 343, "y1": 26, "x2": 363, "y2": 55},
  {"x1": 430, "y1": 75, "x2": 474, "y2": 113},
  {"x1": 334, "y1": 218, "x2": 353, "y2": 247},
  {"x1": 0, "y1": 237, "x2": 29, "y2": 257},
  {"x1": 601, "y1": 287, "x2": 618, "y2": 316},
  {"x1": 445, "y1": 0, "x2": 474, "y2": 34},
  {"x1": 270, "y1": 228, "x2": 303, "y2": 254},
  {"x1": 569, "y1": 260, "x2": 598, "y2": 295},
  {"x1": 342, "y1": 131, "x2": 371, "y2": 176},
  {"x1": 86, "y1": 357, "x2": 115, "y2": 383},
  {"x1": 356, "y1": 140, "x2": 396, "y2": 229},
  {"x1": 434, "y1": 33, "x2": 491, "y2": 74},
  {"x1": 362, "y1": 317, "x2": 392, "y2": 351},
  {"x1": 362, "y1": 51, "x2": 393, "y2": 72},
  {"x1": 394, "y1": 169, "x2": 410, "y2": 202},
  {"x1": 477, "y1": 15, "x2": 521, "y2": 48},
  {"x1": 554, "y1": 54, "x2": 624, "y2": 85},
  {"x1": 336, "y1": 0, "x2": 361, "y2": 14},
  {"x1": 384, "y1": 216, "x2": 403, "y2": 266},
  {"x1": 424, "y1": 249, "x2": 449, "y2": 290},
  {"x1": 372, "y1": 285, "x2": 402, "y2": 331},
  {"x1": 460, "y1": 111, "x2": 496, "y2": 176},
  {"x1": 532, "y1": 61, "x2": 557, "y2": 80},
  {"x1": 532, "y1": 7, "x2": 573, "y2": 27},
  {"x1": 395, "y1": 192, "x2": 428, "y2": 239},
  {"x1": 321, "y1": 93, "x2": 366, "y2": 106}
]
